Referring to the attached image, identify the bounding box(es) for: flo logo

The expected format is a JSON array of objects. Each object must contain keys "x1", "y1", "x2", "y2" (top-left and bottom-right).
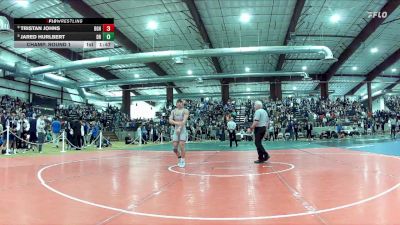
[{"x1": 367, "y1": 11, "x2": 388, "y2": 18}]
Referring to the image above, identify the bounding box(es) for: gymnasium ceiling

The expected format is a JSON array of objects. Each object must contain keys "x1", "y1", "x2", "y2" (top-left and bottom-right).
[{"x1": 0, "y1": 0, "x2": 399, "y2": 100}]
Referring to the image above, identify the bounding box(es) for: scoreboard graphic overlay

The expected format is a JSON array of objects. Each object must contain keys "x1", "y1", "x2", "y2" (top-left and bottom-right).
[{"x1": 14, "y1": 18, "x2": 114, "y2": 49}]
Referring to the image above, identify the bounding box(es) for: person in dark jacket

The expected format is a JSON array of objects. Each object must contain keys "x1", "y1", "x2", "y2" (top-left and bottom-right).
[
  {"x1": 274, "y1": 125, "x2": 280, "y2": 140},
  {"x1": 125, "y1": 133, "x2": 133, "y2": 144},
  {"x1": 65, "y1": 121, "x2": 73, "y2": 150},
  {"x1": 294, "y1": 122, "x2": 299, "y2": 141},
  {"x1": 305, "y1": 121, "x2": 313, "y2": 141},
  {"x1": 29, "y1": 116, "x2": 37, "y2": 150},
  {"x1": 286, "y1": 121, "x2": 294, "y2": 141},
  {"x1": 72, "y1": 119, "x2": 81, "y2": 150}
]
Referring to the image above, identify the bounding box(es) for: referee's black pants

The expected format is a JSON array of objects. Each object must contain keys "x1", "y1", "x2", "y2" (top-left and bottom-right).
[
  {"x1": 255, "y1": 126, "x2": 269, "y2": 161},
  {"x1": 307, "y1": 130, "x2": 312, "y2": 139},
  {"x1": 228, "y1": 130, "x2": 238, "y2": 147},
  {"x1": 391, "y1": 125, "x2": 396, "y2": 139}
]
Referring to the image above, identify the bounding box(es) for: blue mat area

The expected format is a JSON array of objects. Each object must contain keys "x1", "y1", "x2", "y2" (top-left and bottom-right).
[{"x1": 343, "y1": 140, "x2": 400, "y2": 156}]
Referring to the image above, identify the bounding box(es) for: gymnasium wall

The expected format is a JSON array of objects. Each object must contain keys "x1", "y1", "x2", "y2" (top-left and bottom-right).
[
  {"x1": 0, "y1": 76, "x2": 85, "y2": 106},
  {"x1": 0, "y1": 48, "x2": 86, "y2": 106},
  {"x1": 372, "y1": 96, "x2": 385, "y2": 112}
]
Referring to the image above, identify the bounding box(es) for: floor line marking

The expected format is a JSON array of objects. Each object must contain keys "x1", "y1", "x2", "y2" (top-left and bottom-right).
[
  {"x1": 346, "y1": 145, "x2": 374, "y2": 149},
  {"x1": 168, "y1": 161, "x2": 294, "y2": 177},
  {"x1": 96, "y1": 150, "x2": 221, "y2": 224},
  {"x1": 37, "y1": 152, "x2": 400, "y2": 221}
]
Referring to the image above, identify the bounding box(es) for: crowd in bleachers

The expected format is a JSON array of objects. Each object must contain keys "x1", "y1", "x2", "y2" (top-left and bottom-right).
[
  {"x1": 0, "y1": 95, "x2": 114, "y2": 153},
  {"x1": 2, "y1": 93, "x2": 400, "y2": 153},
  {"x1": 55, "y1": 104, "x2": 130, "y2": 131},
  {"x1": 244, "y1": 97, "x2": 400, "y2": 140},
  {"x1": 147, "y1": 97, "x2": 400, "y2": 142},
  {"x1": 385, "y1": 96, "x2": 400, "y2": 112}
]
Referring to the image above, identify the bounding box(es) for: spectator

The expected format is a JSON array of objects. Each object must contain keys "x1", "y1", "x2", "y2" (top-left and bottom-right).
[
  {"x1": 80, "y1": 120, "x2": 85, "y2": 149},
  {"x1": 65, "y1": 121, "x2": 73, "y2": 150},
  {"x1": 36, "y1": 114, "x2": 46, "y2": 153},
  {"x1": 305, "y1": 121, "x2": 313, "y2": 141},
  {"x1": 90, "y1": 121, "x2": 100, "y2": 145},
  {"x1": 51, "y1": 117, "x2": 61, "y2": 148},
  {"x1": 125, "y1": 133, "x2": 133, "y2": 144},
  {"x1": 227, "y1": 115, "x2": 238, "y2": 147},
  {"x1": 7, "y1": 111, "x2": 19, "y2": 152}
]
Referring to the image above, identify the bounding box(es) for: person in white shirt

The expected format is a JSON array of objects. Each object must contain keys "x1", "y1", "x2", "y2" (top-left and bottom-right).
[
  {"x1": 80, "y1": 120, "x2": 85, "y2": 148},
  {"x1": 137, "y1": 125, "x2": 143, "y2": 144},
  {"x1": 249, "y1": 101, "x2": 270, "y2": 164},
  {"x1": 227, "y1": 114, "x2": 238, "y2": 147},
  {"x1": 19, "y1": 114, "x2": 30, "y2": 150},
  {"x1": 36, "y1": 114, "x2": 46, "y2": 153},
  {"x1": 150, "y1": 126, "x2": 154, "y2": 142},
  {"x1": 268, "y1": 120, "x2": 274, "y2": 141}
]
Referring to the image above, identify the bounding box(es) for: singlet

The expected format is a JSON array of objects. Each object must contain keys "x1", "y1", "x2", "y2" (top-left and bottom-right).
[{"x1": 171, "y1": 108, "x2": 189, "y2": 132}]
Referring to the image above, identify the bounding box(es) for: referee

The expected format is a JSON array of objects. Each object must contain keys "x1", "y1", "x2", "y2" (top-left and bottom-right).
[
  {"x1": 250, "y1": 101, "x2": 270, "y2": 163},
  {"x1": 227, "y1": 115, "x2": 238, "y2": 147}
]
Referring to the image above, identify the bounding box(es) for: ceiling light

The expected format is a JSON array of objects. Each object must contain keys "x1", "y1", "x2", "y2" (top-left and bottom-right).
[
  {"x1": 187, "y1": 70, "x2": 193, "y2": 75},
  {"x1": 330, "y1": 14, "x2": 341, "y2": 23},
  {"x1": 246, "y1": 87, "x2": 251, "y2": 92},
  {"x1": 134, "y1": 74, "x2": 140, "y2": 78},
  {"x1": 288, "y1": 95, "x2": 292, "y2": 98},
  {"x1": 89, "y1": 78, "x2": 94, "y2": 82},
  {"x1": 302, "y1": 66, "x2": 307, "y2": 71},
  {"x1": 247, "y1": 96, "x2": 250, "y2": 99},
  {"x1": 373, "y1": 90, "x2": 382, "y2": 96},
  {"x1": 352, "y1": 66, "x2": 358, "y2": 71},
  {"x1": 240, "y1": 13, "x2": 251, "y2": 23},
  {"x1": 173, "y1": 56, "x2": 184, "y2": 64},
  {"x1": 16, "y1": 0, "x2": 29, "y2": 7},
  {"x1": 147, "y1": 20, "x2": 158, "y2": 30},
  {"x1": 245, "y1": 67, "x2": 250, "y2": 72},
  {"x1": 293, "y1": 86, "x2": 297, "y2": 90},
  {"x1": 200, "y1": 89, "x2": 204, "y2": 93},
  {"x1": 392, "y1": 68, "x2": 397, "y2": 73},
  {"x1": 370, "y1": 47, "x2": 378, "y2": 53}
]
